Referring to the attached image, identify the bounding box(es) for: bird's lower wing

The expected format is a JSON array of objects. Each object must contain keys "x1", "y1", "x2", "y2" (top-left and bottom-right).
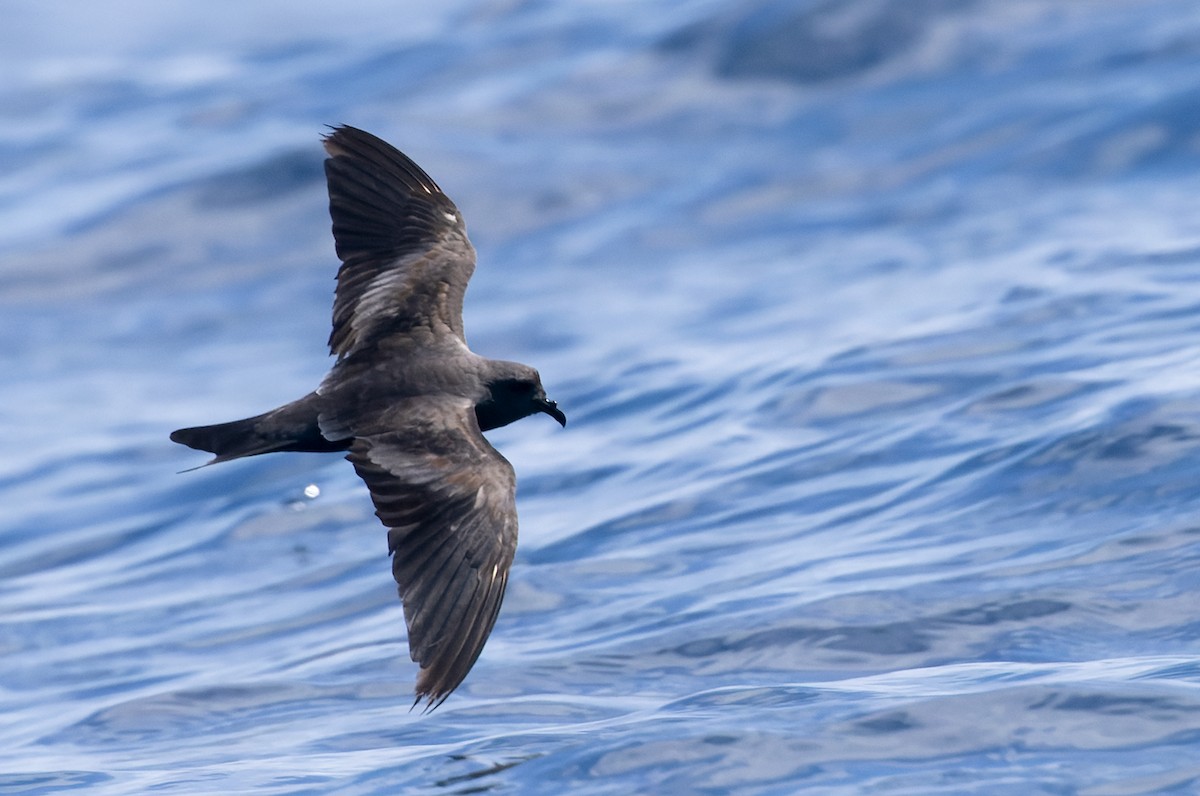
[{"x1": 345, "y1": 399, "x2": 517, "y2": 710}]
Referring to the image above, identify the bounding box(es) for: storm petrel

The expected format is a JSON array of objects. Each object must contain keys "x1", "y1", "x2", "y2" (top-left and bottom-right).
[{"x1": 171, "y1": 126, "x2": 566, "y2": 709}]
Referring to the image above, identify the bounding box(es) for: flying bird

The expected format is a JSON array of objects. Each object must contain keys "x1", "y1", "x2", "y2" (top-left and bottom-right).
[{"x1": 171, "y1": 126, "x2": 566, "y2": 710}]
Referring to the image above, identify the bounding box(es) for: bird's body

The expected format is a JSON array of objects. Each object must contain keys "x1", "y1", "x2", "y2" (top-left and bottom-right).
[{"x1": 171, "y1": 126, "x2": 565, "y2": 710}]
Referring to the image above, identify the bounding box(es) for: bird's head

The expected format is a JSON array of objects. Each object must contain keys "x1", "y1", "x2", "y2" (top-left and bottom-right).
[{"x1": 476, "y1": 363, "x2": 566, "y2": 432}]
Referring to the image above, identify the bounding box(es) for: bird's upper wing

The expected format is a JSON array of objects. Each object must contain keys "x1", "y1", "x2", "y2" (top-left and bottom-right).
[
  {"x1": 322, "y1": 125, "x2": 476, "y2": 358},
  {"x1": 346, "y1": 398, "x2": 517, "y2": 710}
]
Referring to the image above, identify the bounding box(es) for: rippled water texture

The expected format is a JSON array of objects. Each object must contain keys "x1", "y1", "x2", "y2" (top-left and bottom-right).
[{"x1": 4, "y1": 1, "x2": 1200, "y2": 793}]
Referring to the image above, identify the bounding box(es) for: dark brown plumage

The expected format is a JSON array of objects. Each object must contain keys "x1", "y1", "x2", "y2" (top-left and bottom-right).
[{"x1": 171, "y1": 126, "x2": 566, "y2": 710}]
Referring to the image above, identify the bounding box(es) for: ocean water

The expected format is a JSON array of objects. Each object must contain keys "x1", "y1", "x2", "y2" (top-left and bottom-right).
[{"x1": 4, "y1": 1, "x2": 1200, "y2": 793}]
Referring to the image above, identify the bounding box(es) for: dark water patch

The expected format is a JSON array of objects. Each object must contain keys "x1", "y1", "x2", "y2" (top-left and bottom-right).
[
  {"x1": 940, "y1": 599, "x2": 1070, "y2": 628},
  {"x1": 658, "y1": 597, "x2": 1072, "y2": 676},
  {"x1": 1023, "y1": 86, "x2": 1200, "y2": 180},
  {"x1": 963, "y1": 379, "x2": 1100, "y2": 416},
  {"x1": 0, "y1": 770, "x2": 112, "y2": 794},
  {"x1": 434, "y1": 753, "x2": 541, "y2": 792},
  {"x1": 306, "y1": 42, "x2": 465, "y2": 104},
  {"x1": 45, "y1": 681, "x2": 385, "y2": 748},
  {"x1": 518, "y1": 465, "x2": 626, "y2": 499},
  {"x1": 192, "y1": 148, "x2": 321, "y2": 207},
  {"x1": 851, "y1": 710, "x2": 917, "y2": 735},
  {"x1": 661, "y1": 684, "x2": 822, "y2": 712},
  {"x1": 662, "y1": 0, "x2": 976, "y2": 85}
]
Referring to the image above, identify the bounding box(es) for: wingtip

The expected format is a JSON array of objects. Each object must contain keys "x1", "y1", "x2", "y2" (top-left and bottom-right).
[
  {"x1": 322, "y1": 124, "x2": 354, "y2": 157},
  {"x1": 413, "y1": 670, "x2": 455, "y2": 713},
  {"x1": 323, "y1": 124, "x2": 381, "y2": 157},
  {"x1": 410, "y1": 688, "x2": 451, "y2": 714}
]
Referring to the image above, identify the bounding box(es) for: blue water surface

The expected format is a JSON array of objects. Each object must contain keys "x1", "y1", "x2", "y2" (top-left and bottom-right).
[{"x1": 4, "y1": 1, "x2": 1200, "y2": 793}]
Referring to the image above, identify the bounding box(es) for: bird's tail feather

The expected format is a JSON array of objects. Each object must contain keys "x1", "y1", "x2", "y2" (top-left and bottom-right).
[{"x1": 170, "y1": 392, "x2": 349, "y2": 466}]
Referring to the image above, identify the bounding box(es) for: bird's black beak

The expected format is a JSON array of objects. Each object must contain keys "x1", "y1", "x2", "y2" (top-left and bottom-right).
[{"x1": 539, "y1": 399, "x2": 567, "y2": 427}]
